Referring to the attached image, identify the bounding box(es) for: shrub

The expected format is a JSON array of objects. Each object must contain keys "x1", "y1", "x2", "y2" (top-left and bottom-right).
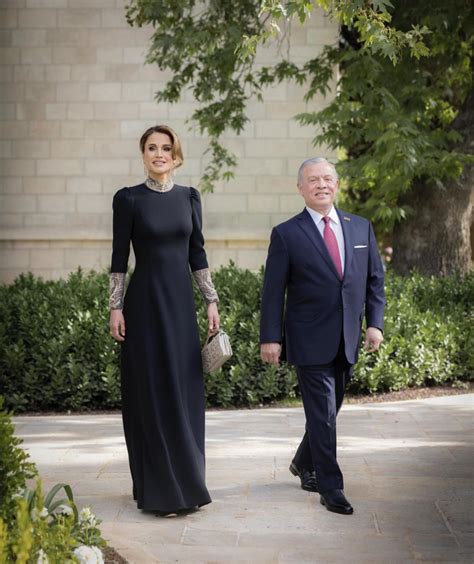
[
  {"x1": 0, "y1": 265, "x2": 472, "y2": 413},
  {"x1": 196, "y1": 264, "x2": 298, "y2": 407},
  {"x1": 0, "y1": 271, "x2": 120, "y2": 413},
  {"x1": 0, "y1": 397, "x2": 106, "y2": 562},
  {"x1": 0, "y1": 396, "x2": 37, "y2": 523},
  {"x1": 1, "y1": 484, "x2": 106, "y2": 563},
  {"x1": 349, "y1": 271, "x2": 473, "y2": 393}
]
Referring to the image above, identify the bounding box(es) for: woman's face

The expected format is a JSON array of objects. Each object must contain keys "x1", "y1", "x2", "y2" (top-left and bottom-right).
[{"x1": 142, "y1": 131, "x2": 176, "y2": 180}]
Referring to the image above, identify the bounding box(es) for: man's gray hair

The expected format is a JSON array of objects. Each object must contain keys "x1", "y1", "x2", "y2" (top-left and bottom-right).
[{"x1": 297, "y1": 157, "x2": 338, "y2": 185}]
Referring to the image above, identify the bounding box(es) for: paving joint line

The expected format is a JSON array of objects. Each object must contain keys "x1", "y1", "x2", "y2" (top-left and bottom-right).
[
  {"x1": 372, "y1": 511, "x2": 382, "y2": 535},
  {"x1": 434, "y1": 499, "x2": 461, "y2": 548}
]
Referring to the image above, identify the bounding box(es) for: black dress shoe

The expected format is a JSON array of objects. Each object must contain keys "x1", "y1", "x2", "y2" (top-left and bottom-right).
[
  {"x1": 319, "y1": 489, "x2": 353, "y2": 515},
  {"x1": 289, "y1": 462, "x2": 318, "y2": 492}
]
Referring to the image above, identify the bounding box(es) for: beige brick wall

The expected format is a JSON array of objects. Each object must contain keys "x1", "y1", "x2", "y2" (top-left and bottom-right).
[{"x1": 0, "y1": 1, "x2": 338, "y2": 283}]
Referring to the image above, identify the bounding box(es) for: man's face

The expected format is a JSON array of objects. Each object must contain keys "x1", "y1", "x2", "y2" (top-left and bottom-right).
[{"x1": 298, "y1": 162, "x2": 339, "y2": 214}]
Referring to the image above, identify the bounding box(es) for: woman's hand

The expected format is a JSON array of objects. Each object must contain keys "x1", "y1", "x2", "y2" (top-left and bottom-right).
[
  {"x1": 110, "y1": 309, "x2": 126, "y2": 342},
  {"x1": 207, "y1": 302, "x2": 220, "y2": 335}
]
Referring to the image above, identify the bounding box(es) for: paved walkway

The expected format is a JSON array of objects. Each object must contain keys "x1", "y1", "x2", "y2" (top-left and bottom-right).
[{"x1": 14, "y1": 394, "x2": 473, "y2": 563}]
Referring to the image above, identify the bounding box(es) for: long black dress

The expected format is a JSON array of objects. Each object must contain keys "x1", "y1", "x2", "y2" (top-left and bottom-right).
[{"x1": 111, "y1": 183, "x2": 211, "y2": 512}]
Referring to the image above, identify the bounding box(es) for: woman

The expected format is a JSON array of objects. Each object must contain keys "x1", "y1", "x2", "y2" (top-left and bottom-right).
[{"x1": 109, "y1": 125, "x2": 219, "y2": 514}]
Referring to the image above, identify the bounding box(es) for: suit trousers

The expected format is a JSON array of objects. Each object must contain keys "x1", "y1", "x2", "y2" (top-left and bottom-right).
[{"x1": 293, "y1": 342, "x2": 352, "y2": 493}]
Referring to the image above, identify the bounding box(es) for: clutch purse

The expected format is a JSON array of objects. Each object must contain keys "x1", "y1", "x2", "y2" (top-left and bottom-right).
[{"x1": 202, "y1": 330, "x2": 233, "y2": 373}]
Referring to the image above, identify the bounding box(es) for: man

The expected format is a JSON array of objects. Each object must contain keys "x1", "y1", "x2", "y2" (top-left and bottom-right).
[{"x1": 260, "y1": 157, "x2": 385, "y2": 515}]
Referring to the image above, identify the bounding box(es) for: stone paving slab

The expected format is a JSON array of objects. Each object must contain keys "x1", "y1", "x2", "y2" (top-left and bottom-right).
[{"x1": 14, "y1": 394, "x2": 474, "y2": 563}]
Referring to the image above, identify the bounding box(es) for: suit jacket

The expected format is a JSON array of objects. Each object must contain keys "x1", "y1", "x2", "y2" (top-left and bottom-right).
[{"x1": 260, "y1": 208, "x2": 385, "y2": 366}]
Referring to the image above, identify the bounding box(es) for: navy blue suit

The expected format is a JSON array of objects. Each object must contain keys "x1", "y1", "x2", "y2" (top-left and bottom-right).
[{"x1": 260, "y1": 207, "x2": 385, "y2": 492}]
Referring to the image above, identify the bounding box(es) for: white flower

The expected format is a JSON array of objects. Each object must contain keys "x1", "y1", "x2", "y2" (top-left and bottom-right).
[
  {"x1": 80, "y1": 507, "x2": 92, "y2": 520},
  {"x1": 56, "y1": 504, "x2": 73, "y2": 516},
  {"x1": 73, "y1": 545, "x2": 104, "y2": 564},
  {"x1": 79, "y1": 506, "x2": 97, "y2": 527},
  {"x1": 36, "y1": 548, "x2": 49, "y2": 564},
  {"x1": 31, "y1": 507, "x2": 49, "y2": 521}
]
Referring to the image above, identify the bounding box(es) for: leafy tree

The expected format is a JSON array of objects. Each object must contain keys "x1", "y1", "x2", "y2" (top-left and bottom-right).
[{"x1": 126, "y1": 0, "x2": 473, "y2": 275}]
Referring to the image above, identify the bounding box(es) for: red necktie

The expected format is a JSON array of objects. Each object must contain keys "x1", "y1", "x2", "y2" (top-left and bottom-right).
[{"x1": 322, "y1": 216, "x2": 343, "y2": 279}]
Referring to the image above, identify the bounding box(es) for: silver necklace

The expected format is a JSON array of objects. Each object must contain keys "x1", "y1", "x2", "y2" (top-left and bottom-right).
[{"x1": 145, "y1": 176, "x2": 174, "y2": 193}]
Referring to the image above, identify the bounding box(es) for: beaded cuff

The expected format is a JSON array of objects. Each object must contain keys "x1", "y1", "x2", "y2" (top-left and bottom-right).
[
  {"x1": 109, "y1": 272, "x2": 126, "y2": 310},
  {"x1": 193, "y1": 268, "x2": 219, "y2": 305}
]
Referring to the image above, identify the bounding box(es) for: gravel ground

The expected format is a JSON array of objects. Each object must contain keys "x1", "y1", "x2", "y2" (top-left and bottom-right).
[
  {"x1": 103, "y1": 546, "x2": 128, "y2": 564},
  {"x1": 345, "y1": 382, "x2": 473, "y2": 403}
]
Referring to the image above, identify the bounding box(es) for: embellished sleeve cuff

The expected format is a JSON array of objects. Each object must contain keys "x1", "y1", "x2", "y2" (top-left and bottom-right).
[
  {"x1": 192, "y1": 268, "x2": 219, "y2": 305},
  {"x1": 109, "y1": 272, "x2": 126, "y2": 310}
]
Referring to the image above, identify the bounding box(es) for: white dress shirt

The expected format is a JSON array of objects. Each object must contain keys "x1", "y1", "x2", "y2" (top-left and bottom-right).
[{"x1": 306, "y1": 205, "x2": 345, "y2": 274}]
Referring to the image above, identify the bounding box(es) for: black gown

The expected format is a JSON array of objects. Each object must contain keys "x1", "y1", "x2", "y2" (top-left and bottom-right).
[{"x1": 111, "y1": 182, "x2": 212, "y2": 512}]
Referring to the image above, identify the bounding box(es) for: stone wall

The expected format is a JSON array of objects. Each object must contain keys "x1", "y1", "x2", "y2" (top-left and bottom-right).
[{"x1": 0, "y1": 1, "x2": 338, "y2": 283}]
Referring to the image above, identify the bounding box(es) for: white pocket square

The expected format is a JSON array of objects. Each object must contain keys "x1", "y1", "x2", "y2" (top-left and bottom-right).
[{"x1": 354, "y1": 245, "x2": 367, "y2": 249}]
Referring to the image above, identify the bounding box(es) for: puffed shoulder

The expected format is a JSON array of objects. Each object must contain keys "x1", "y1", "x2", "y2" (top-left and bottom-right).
[
  {"x1": 189, "y1": 186, "x2": 201, "y2": 202},
  {"x1": 112, "y1": 186, "x2": 133, "y2": 206},
  {"x1": 113, "y1": 186, "x2": 131, "y2": 200}
]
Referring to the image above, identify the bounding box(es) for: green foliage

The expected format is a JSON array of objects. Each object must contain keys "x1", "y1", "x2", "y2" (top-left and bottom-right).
[
  {"x1": 195, "y1": 264, "x2": 298, "y2": 407},
  {"x1": 0, "y1": 266, "x2": 472, "y2": 413},
  {"x1": 0, "y1": 396, "x2": 105, "y2": 564},
  {"x1": 196, "y1": 265, "x2": 473, "y2": 401},
  {"x1": 126, "y1": 0, "x2": 268, "y2": 190},
  {"x1": 1, "y1": 482, "x2": 105, "y2": 563},
  {"x1": 349, "y1": 271, "x2": 474, "y2": 392},
  {"x1": 0, "y1": 396, "x2": 37, "y2": 523},
  {"x1": 0, "y1": 265, "x2": 299, "y2": 412},
  {"x1": 303, "y1": 0, "x2": 473, "y2": 233},
  {"x1": 126, "y1": 0, "x2": 431, "y2": 195},
  {"x1": 125, "y1": 0, "x2": 472, "y2": 249},
  {"x1": 0, "y1": 270, "x2": 121, "y2": 413},
  {"x1": 0, "y1": 398, "x2": 106, "y2": 562}
]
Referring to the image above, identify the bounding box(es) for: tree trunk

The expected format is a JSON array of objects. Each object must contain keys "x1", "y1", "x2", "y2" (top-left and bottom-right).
[
  {"x1": 392, "y1": 175, "x2": 472, "y2": 276},
  {"x1": 392, "y1": 89, "x2": 473, "y2": 276}
]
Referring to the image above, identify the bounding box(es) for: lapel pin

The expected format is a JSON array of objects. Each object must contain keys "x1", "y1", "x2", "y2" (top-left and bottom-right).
[{"x1": 343, "y1": 217, "x2": 351, "y2": 221}]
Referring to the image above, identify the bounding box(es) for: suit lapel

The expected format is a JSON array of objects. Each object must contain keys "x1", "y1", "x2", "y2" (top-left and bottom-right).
[
  {"x1": 338, "y1": 209, "x2": 354, "y2": 276},
  {"x1": 296, "y1": 209, "x2": 341, "y2": 280}
]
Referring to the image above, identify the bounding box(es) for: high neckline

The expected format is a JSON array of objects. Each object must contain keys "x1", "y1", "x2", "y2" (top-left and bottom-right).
[{"x1": 144, "y1": 176, "x2": 174, "y2": 193}]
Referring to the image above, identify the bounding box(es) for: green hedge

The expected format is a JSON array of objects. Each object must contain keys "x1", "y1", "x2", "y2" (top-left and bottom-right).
[
  {"x1": 349, "y1": 271, "x2": 473, "y2": 393},
  {"x1": 0, "y1": 271, "x2": 120, "y2": 413},
  {"x1": 0, "y1": 265, "x2": 472, "y2": 413}
]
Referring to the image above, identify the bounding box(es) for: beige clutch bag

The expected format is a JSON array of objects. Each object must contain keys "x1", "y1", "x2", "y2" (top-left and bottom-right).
[{"x1": 202, "y1": 330, "x2": 233, "y2": 373}]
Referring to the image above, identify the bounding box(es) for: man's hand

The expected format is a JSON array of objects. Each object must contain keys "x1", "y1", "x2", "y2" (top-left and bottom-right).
[
  {"x1": 364, "y1": 327, "x2": 383, "y2": 352},
  {"x1": 260, "y1": 343, "x2": 282, "y2": 367}
]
